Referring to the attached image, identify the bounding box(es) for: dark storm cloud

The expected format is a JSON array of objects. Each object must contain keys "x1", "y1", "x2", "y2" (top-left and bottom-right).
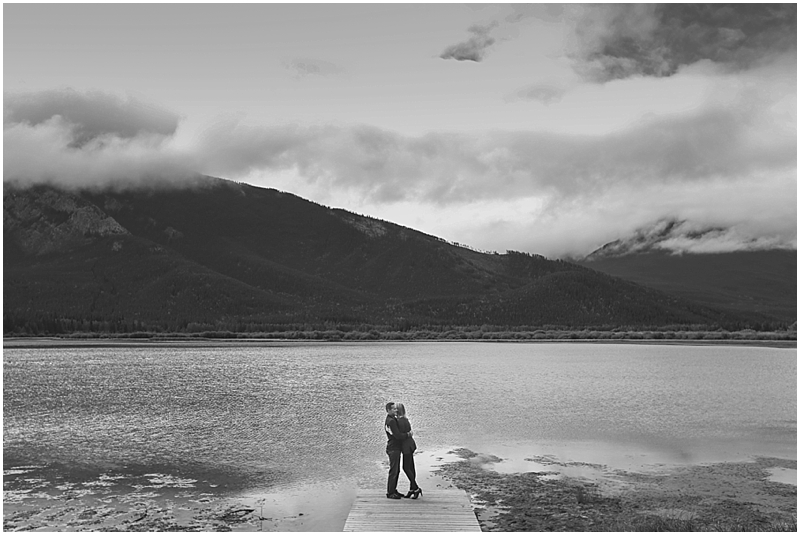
[
  {"x1": 571, "y1": 3, "x2": 797, "y2": 82},
  {"x1": 4, "y1": 89, "x2": 181, "y2": 146},
  {"x1": 440, "y1": 22, "x2": 497, "y2": 62}
]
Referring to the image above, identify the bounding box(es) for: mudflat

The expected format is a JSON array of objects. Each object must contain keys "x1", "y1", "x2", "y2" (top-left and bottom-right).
[{"x1": 434, "y1": 448, "x2": 797, "y2": 531}]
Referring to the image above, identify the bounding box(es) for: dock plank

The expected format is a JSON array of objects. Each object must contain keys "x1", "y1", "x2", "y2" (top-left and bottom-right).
[{"x1": 343, "y1": 489, "x2": 481, "y2": 532}]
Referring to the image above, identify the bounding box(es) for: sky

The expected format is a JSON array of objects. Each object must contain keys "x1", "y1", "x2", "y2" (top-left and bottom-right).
[{"x1": 4, "y1": 3, "x2": 797, "y2": 258}]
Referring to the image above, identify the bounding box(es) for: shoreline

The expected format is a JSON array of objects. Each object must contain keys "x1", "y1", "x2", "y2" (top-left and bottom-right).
[
  {"x1": 4, "y1": 446, "x2": 796, "y2": 532},
  {"x1": 434, "y1": 448, "x2": 797, "y2": 532},
  {"x1": 4, "y1": 336, "x2": 796, "y2": 350}
]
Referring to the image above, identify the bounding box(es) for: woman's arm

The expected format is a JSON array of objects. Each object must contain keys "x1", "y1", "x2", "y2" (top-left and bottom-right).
[{"x1": 386, "y1": 417, "x2": 411, "y2": 440}]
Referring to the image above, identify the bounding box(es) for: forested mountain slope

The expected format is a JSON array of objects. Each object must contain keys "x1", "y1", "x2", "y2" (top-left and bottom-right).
[{"x1": 4, "y1": 177, "x2": 774, "y2": 334}]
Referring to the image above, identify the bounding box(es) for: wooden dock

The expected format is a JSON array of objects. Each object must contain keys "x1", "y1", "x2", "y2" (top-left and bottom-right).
[{"x1": 343, "y1": 489, "x2": 482, "y2": 532}]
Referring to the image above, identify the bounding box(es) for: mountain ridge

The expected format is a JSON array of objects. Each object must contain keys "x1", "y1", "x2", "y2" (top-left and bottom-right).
[
  {"x1": 4, "y1": 176, "x2": 786, "y2": 335},
  {"x1": 577, "y1": 219, "x2": 796, "y2": 323}
]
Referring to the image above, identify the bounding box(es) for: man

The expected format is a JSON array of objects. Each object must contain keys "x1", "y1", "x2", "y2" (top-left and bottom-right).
[{"x1": 384, "y1": 401, "x2": 413, "y2": 499}]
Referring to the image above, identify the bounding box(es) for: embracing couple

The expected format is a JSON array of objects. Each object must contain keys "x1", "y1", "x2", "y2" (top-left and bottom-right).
[{"x1": 384, "y1": 401, "x2": 422, "y2": 500}]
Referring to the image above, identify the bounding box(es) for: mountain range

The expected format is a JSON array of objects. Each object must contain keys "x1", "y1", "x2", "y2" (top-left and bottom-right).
[
  {"x1": 3, "y1": 177, "x2": 792, "y2": 335},
  {"x1": 576, "y1": 219, "x2": 796, "y2": 323}
]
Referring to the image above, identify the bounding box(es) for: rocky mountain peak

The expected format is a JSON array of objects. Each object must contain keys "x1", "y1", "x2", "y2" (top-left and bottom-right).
[{"x1": 4, "y1": 185, "x2": 128, "y2": 256}]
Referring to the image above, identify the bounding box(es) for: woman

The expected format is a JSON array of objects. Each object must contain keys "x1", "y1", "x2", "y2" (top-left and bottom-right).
[{"x1": 395, "y1": 403, "x2": 422, "y2": 499}]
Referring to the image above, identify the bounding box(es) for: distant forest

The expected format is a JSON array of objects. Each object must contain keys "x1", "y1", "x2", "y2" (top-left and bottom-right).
[{"x1": 4, "y1": 313, "x2": 794, "y2": 340}]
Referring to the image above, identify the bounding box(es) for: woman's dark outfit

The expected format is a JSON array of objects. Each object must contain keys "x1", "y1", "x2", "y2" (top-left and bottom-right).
[{"x1": 396, "y1": 416, "x2": 419, "y2": 492}]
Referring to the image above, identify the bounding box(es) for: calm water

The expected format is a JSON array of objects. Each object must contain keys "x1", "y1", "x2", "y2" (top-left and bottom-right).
[
  {"x1": 5, "y1": 342, "x2": 796, "y2": 479},
  {"x1": 3, "y1": 341, "x2": 797, "y2": 528}
]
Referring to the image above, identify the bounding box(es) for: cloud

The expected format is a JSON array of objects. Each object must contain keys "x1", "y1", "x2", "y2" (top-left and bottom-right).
[
  {"x1": 505, "y1": 4, "x2": 564, "y2": 24},
  {"x1": 459, "y1": 169, "x2": 797, "y2": 258},
  {"x1": 4, "y1": 88, "x2": 180, "y2": 147},
  {"x1": 283, "y1": 58, "x2": 345, "y2": 78},
  {"x1": 656, "y1": 225, "x2": 796, "y2": 255},
  {"x1": 566, "y1": 3, "x2": 797, "y2": 82},
  {"x1": 193, "y1": 121, "x2": 460, "y2": 203},
  {"x1": 506, "y1": 83, "x2": 568, "y2": 104},
  {"x1": 183, "y1": 88, "x2": 794, "y2": 257},
  {"x1": 440, "y1": 22, "x2": 497, "y2": 62},
  {"x1": 3, "y1": 89, "x2": 193, "y2": 189},
  {"x1": 584, "y1": 218, "x2": 795, "y2": 257},
  {"x1": 4, "y1": 70, "x2": 795, "y2": 257},
  {"x1": 439, "y1": 5, "x2": 565, "y2": 64},
  {"x1": 197, "y1": 50, "x2": 793, "y2": 256}
]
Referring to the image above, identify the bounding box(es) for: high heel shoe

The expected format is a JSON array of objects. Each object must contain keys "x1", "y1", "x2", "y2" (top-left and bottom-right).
[
  {"x1": 404, "y1": 490, "x2": 415, "y2": 498},
  {"x1": 411, "y1": 488, "x2": 422, "y2": 499}
]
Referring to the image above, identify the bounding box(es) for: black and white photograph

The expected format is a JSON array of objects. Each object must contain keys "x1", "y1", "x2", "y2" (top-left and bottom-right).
[{"x1": 3, "y1": 2, "x2": 797, "y2": 532}]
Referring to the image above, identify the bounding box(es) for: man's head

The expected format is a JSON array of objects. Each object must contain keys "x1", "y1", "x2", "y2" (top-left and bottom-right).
[{"x1": 385, "y1": 402, "x2": 397, "y2": 416}]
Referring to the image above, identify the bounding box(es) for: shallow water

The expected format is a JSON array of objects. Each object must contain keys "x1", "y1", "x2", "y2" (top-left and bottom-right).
[
  {"x1": 4, "y1": 341, "x2": 796, "y2": 530},
  {"x1": 766, "y1": 466, "x2": 798, "y2": 485}
]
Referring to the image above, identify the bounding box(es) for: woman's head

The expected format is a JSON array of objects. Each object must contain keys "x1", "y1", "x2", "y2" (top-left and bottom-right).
[{"x1": 395, "y1": 403, "x2": 407, "y2": 417}]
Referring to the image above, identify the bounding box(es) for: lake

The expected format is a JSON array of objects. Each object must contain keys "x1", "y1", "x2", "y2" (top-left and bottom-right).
[{"x1": 3, "y1": 341, "x2": 796, "y2": 530}]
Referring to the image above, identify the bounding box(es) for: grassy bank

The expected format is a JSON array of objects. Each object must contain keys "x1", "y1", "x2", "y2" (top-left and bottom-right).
[{"x1": 5, "y1": 326, "x2": 796, "y2": 343}]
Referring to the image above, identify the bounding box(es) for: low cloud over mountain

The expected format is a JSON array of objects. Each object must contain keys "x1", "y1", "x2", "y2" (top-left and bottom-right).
[
  {"x1": 5, "y1": 89, "x2": 180, "y2": 145},
  {"x1": 4, "y1": 47, "x2": 796, "y2": 257},
  {"x1": 584, "y1": 219, "x2": 796, "y2": 260},
  {"x1": 4, "y1": 89, "x2": 193, "y2": 189}
]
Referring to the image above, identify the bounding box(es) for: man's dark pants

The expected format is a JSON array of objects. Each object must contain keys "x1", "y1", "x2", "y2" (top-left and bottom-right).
[{"x1": 386, "y1": 447, "x2": 402, "y2": 495}]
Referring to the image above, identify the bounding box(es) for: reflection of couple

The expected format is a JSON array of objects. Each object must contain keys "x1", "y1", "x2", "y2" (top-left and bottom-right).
[{"x1": 384, "y1": 402, "x2": 422, "y2": 500}]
